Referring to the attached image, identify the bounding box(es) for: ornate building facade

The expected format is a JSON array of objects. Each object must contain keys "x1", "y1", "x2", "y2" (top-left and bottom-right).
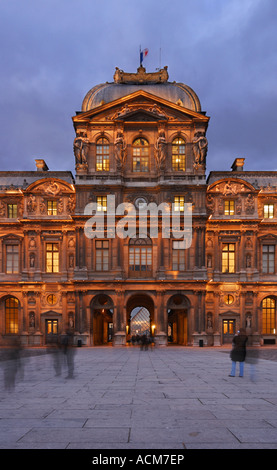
[{"x1": 0, "y1": 66, "x2": 276, "y2": 347}]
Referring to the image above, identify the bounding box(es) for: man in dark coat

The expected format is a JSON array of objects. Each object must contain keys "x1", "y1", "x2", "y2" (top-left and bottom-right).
[{"x1": 229, "y1": 328, "x2": 248, "y2": 377}]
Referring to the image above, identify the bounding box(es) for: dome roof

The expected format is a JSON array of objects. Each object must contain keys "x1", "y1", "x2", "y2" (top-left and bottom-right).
[{"x1": 81, "y1": 67, "x2": 202, "y2": 113}]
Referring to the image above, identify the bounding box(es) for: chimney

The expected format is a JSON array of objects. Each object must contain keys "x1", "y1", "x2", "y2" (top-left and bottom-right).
[
  {"x1": 231, "y1": 158, "x2": 245, "y2": 172},
  {"x1": 35, "y1": 159, "x2": 49, "y2": 171}
]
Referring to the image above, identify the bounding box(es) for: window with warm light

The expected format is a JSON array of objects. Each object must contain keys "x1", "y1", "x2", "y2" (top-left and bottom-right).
[
  {"x1": 5, "y1": 297, "x2": 19, "y2": 334},
  {"x1": 129, "y1": 238, "x2": 152, "y2": 277},
  {"x1": 172, "y1": 240, "x2": 185, "y2": 270},
  {"x1": 7, "y1": 204, "x2": 17, "y2": 218},
  {"x1": 47, "y1": 200, "x2": 57, "y2": 216},
  {"x1": 264, "y1": 204, "x2": 274, "y2": 219},
  {"x1": 222, "y1": 243, "x2": 235, "y2": 273},
  {"x1": 172, "y1": 137, "x2": 185, "y2": 171},
  {"x1": 95, "y1": 240, "x2": 109, "y2": 271},
  {"x1": 262, "y1": 297, "x2": 276, "y2": 334},
  {"x1": 6, "y1": 245, "x2": 19, "y2": 273},
  {"x1": 262, "y1": 245, "x2": 275, "y2": 273},
  {"x1": 46, "y1": 243, "x2": 59, "y2": 273},
  {"x1": 96, "y1": 137, "x2": 110, "y2": 171},
  {"x1": 224, "y1": 200, "x2": 235, "y2": 216},
  {"x1": 132, "y1": 138, "x2": 149, "y2": 172},
  {"x1": 96, "y1": 196, "x2": 107, "y2": 212},
  {"x1": 174, "y1": 196, "x2": 185, "y2": 212}
]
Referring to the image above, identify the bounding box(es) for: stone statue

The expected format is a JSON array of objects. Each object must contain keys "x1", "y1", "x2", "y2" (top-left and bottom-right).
[
  {"x1": 114, "y1": 131, "x2": 127, "y2": 170},
  {"x1": 73, "y1": 133, "x2": 89, "y2": 165},
  {"x1": 154, "y1": 130, "x2": 167, "y2": 171},
  {"x1": 193, "y1": 131, "x2": 208, "y2": 168}
]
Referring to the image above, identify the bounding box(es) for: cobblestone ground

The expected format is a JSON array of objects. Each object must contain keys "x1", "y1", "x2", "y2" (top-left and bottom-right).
[{"x1": 0, "y1": 346, "x2": 277, "y2": 450}]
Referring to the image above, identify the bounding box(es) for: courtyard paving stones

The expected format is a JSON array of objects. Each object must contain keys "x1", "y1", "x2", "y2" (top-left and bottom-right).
[{"x1": 0, "y1": 346, "x2": 277, "y2": 450}]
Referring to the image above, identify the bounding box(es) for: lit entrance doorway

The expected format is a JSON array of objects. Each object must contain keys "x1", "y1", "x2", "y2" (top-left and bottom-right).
[
  {"x1": 223, "y1": 319, "x2": 235, "y2": 344},
  {"x1": 167, "y1": 294, "x2": 189, "y2": 345},
  {"x1": 45, "y1": 319, "x2": 58, "y2": 343},
  {"x1": 90, "y1": 295, "x2": 113, "y2": 346},
  {"x1": 126, "y1": 294, "x2": 154, "y2": 344}
]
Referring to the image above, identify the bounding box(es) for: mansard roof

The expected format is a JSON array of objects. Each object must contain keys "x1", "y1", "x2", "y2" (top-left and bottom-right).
[{"x1": 81, "y1": 66, "x2": 203, "y2": 114}]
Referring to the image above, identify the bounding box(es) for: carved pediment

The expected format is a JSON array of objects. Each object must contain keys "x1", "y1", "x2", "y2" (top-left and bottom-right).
[{"x1": 208, "y1": 178, "x2": 255, "y2": 195}]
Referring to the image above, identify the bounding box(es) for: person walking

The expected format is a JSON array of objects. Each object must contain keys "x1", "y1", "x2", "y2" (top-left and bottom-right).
[{"x1": 229, "y1": 328, "x2": 248, "y2": 377}]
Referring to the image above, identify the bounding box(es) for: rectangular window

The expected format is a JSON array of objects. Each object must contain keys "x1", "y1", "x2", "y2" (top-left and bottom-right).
[
  {"x1": 262, "y1": 298, "x2": 275, "y2": 334},
  {"x1": 222, "y1": 243, "x2": 235, "y2": 273},
  {"x1": 132, "y1": 156, "x2": 149, "y2": 172},
  {"x1": 262, "y1": 245, "x2": 275, "y2": 273},
  {"x1": 5, "y1": 298, "x2": 19, "y2": 334},
  {"x1": 7, "y1": 204, "x2": 18, "y2": 218},
  {"x1": 6, "y1": 245, "x2": 19, "y2": 273},
  {"x1": 46, "y1": 243, "x2": 59, "y2": 273},
  {"x1": 97, "y1": 196, "x2": 107, "y2": 212},
  {"x1": 264, "y1": 204, "x2": 274, "y2": 219},
  {"x1": 174, "y1": 196, "x2": 185, "y2": 212},
  {"x1": 224, "y1": 200, "x2": 235, "y2": 216},
  {"x1": 172, "y1": 240, "x2": 185, "y2": 270},
  {"x1": 95, "y1": 240, "x2": 109, "y2": 271},
  {"x1": 47, "y1": 200, "x2": 57, "y2": 215}
]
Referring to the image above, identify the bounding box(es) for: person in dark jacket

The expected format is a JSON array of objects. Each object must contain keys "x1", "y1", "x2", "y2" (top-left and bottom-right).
[{"x1": 229, "y1": 328, "x2": 248, "y2": 377}]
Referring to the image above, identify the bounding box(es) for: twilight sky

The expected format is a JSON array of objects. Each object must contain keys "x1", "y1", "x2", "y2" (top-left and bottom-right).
[{"x1": 0, "y1": 0, "x2": 276, "y2": 176}]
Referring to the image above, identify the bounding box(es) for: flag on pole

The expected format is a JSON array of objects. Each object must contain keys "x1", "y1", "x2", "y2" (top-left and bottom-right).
[{"x1": 140, "y1": 48, "x2": 149, "y2": 66}]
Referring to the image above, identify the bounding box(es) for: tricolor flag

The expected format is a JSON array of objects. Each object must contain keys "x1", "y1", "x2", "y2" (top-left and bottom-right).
[{"x1": 140, "y1": 48, "x2": 149, "y2": 66}]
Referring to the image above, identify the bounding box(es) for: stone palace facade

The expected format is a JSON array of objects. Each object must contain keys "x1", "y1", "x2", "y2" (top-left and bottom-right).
[{"x1": 0, "y1": 65, "x2": 276, "y2": 347}]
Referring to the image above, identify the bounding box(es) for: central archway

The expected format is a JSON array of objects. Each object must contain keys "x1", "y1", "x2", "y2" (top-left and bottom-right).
[{"x1": 126, "y1": 294, "x2": 155, "y2": 343}]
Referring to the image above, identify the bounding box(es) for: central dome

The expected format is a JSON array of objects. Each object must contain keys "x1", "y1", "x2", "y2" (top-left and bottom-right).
[{"x1": 81, "y1": 66, "x2": 202, "y2": 113}]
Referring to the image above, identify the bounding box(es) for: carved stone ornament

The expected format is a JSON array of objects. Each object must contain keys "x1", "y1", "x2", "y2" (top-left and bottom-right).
[
  {"x1": 154, "y1": 129, "x2": 167, "y2": 171},
  {"x1": 114, "y1": 131, "x2": 127, "y2": 170},
  {"x1": 113, "y1": 66, "x2": 169, "y2": 84},
  {"x1": 44, "y1": 181, "x2": 60, "y2": 196}
]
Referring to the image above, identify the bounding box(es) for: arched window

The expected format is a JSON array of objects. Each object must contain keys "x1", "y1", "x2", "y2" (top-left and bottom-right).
[
  {"x1": 129, "y1": 237, "x2": 152, "y2": 277},
  {"x1": 132, "y1": 138, "x2": 149, "y2": 172},
  {"x1": 5, "y1": 297, "x2": 19, "y2": 334},
  {"x1": 172, "y1": 137, "x2": 185, "y2": 171},
  {"x1": 96, "y1": 137, "x2": 109, "y2": 171},
  {"x1": 262, "y1": 297, "x2": 276, "y2": 334}
]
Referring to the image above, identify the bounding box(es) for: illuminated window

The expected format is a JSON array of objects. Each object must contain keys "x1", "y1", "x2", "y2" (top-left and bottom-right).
[
  {"x1": 47, "y1": 294, "x2": 57, "y2": 305},
  {"x1": 224, "y1": 200, "x2": 235, "y2": 215},
  {"x1": 174, "y1": 196, "x2": 185, "y2": 212},
  {"x1": 95, "y1": 240, "x2": 109, "y2": 271},
  {"x1": 7, "y1": 204, "x2": 17, "y2": 218},
  {"x1": 46, "y1": 243, "x2": 59, "y2": 273},
  {"x1": 47, "y1": 200, "x2": 57, "y2": 216},
  {"x1": 132, "y1": 138, "x2": 149, "y2": 172},
  {"x1": 5, "y1": 297, "x2": 19, "y2": 334},
  {"x1": 262, "y1": 245, "x2": 275, "y2": 273},
  {"x1": 96, "y1": 137, "x2": 110, "y2": 171},
  {"x1": 222, "y1": 243, "x2": 235, "y2": 273},
  {"x1": 172, "y1": 138, "x2": 185, "y2": 171},
  {"x1": 6, "y1": 245, "x2": 19, "y2": 273},
  {"x1": 224, "y1": 294, "x2": 234, "y2": 305},
  {"x1": 264, "y1": 204, "x2": 274, "y2": 219},
  {"x1": 97, "y1": 196, "x2": 107, "y2": 212},
  {"x1": 172, "y1": 240, "x2": 185, "y2": 270},
  {"x1": 262, "y1": 297, "x2": 276, "y2": 334},
  {"x1": 129, "y1": 238, "x2": 152, "y2": 277}
]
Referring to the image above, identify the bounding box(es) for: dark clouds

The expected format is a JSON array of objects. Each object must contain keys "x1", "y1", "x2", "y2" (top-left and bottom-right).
[{"x1": 0, "y1": 0, "x2": 276, "y2": 175}]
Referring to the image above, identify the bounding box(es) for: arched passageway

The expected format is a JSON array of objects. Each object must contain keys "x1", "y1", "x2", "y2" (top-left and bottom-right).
[
  {"x1": 126, "y1": 294, "x2": 155, "y2": 343},
  {"x1": 90, "y1": 294, "x2": 114, "y2": 345},
  {"x1": 167, "y1": 294, "x2": 190, "y2": 345}
]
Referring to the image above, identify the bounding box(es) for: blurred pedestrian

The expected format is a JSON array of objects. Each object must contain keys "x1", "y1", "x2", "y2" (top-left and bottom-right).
[
  {"x1": 229, "y1": 328, "x2": 248, "y2": 377},
  {"x1": 62, "y1": 329, "x2": 76, "y2": 378},
  {"x1": 3, "y1": 337, "x2": 24, "y2": 391},
  {"x1": 246, "y1": 346, "x2": 260, "y2": 382}
]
